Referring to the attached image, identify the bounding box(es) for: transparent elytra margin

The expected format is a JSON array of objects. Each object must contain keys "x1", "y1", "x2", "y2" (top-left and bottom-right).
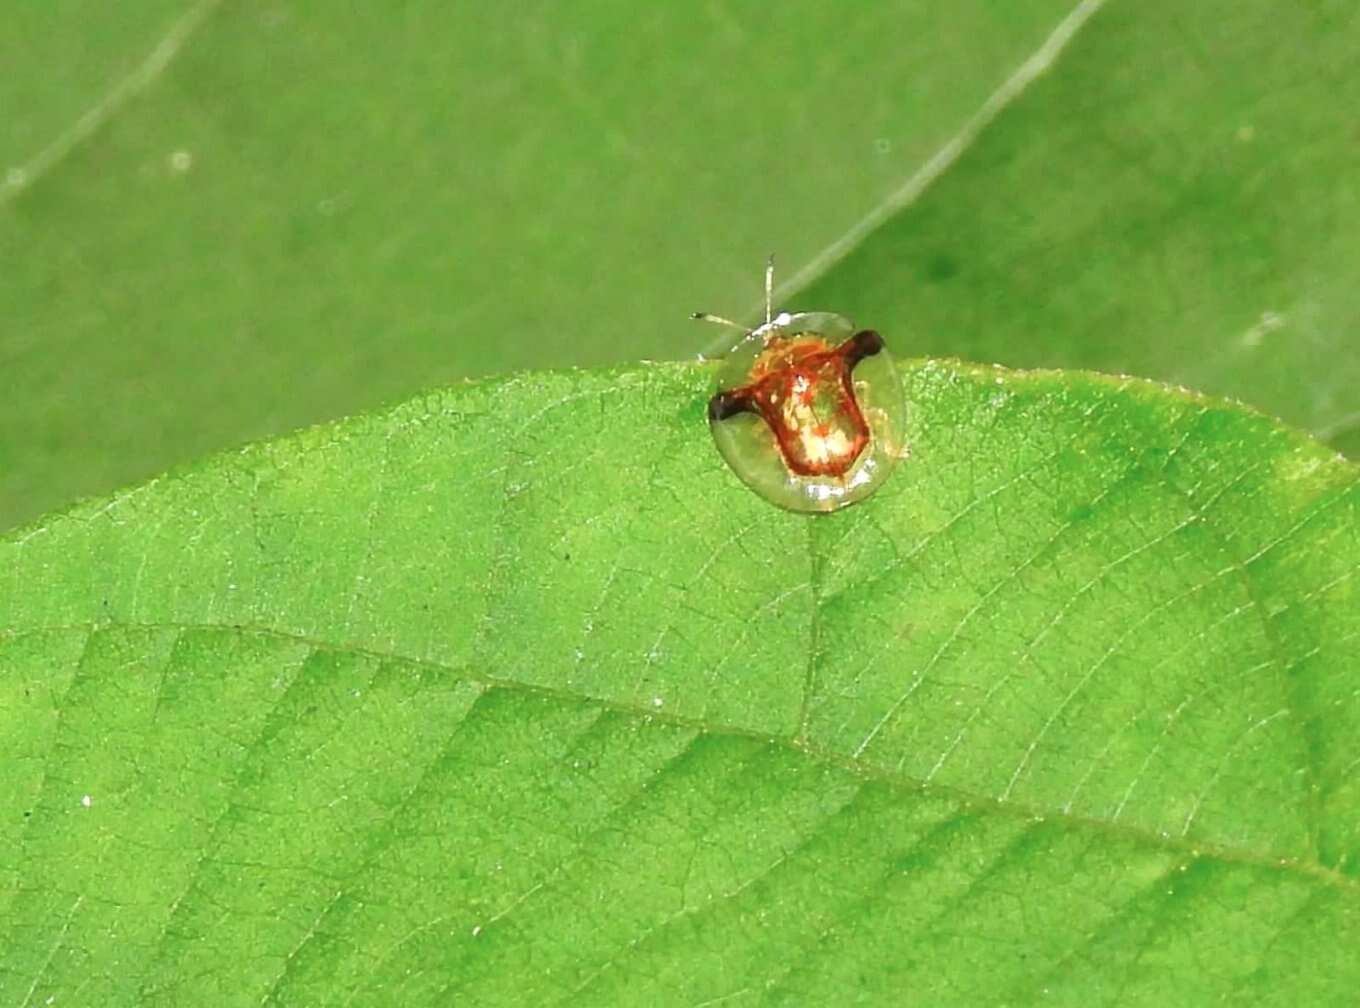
[{"x1": 708, "y1": 311, "x2": 906, "y2": 514}]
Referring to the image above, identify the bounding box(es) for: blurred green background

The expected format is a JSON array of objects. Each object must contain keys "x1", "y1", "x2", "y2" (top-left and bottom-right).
[{"x1": 3, "y1": 0, "x2": 1357, "y2": 533}]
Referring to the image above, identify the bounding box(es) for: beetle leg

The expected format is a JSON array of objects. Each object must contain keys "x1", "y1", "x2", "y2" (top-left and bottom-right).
[{"x1": 708, "y1": 388, "x2": 756, "y2": 422}]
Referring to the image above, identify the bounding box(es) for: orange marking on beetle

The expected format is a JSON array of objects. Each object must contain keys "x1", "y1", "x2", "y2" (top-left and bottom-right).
[{"x1": 711, "y1": 330, "x2": 885, "y2": 478}]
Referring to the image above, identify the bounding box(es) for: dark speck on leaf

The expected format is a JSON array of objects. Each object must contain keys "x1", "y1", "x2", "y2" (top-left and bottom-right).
[
  {"x1": 924, "y1": 252, "x2": 960, "y2": 282},
  {"x1": 1067, "y1": 502, "x2": 1097, "y2": 524}
]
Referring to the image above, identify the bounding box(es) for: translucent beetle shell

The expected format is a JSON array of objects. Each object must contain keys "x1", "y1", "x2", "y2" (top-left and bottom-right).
[{"x1": 696, "y1": 263, "x2": 906, "y2": 513}]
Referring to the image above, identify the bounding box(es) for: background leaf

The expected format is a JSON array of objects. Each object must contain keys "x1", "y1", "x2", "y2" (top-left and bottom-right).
[
  {"x1": 9, "y1": 1, "x2": 1356, "y2": 534},
  {"x1": 3, "y1": 361, "x2": 1357, "y2": 1004}
]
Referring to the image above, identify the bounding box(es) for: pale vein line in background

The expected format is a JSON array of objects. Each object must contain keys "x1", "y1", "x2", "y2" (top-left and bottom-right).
[
  {"x1": 1315, "y1": 408, "x2": 1360, "y2": 443},
  {"x1": 762, "y1": 0, "x2": 1109, "y2": 320},
  {"x1": 0, "y1": 0, "x2": 222, "y2": 210}
]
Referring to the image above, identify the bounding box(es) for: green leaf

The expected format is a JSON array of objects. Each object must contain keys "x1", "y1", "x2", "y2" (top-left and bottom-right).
[
  {"x1": 0, "y1": 0, "x2": 1077, "y2": 529},
  {"x1": 802, "y1": 0, "x2": 1360, "y2": 455},
  {"x1": 3, "y1": 360, "x2": 1357, "y2": 1004}
]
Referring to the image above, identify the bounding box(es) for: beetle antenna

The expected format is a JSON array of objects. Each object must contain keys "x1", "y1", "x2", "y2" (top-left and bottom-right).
[
  {"x1": 690, "y1": 312, "x2": 750, "y2": 334},
  {"x1": 765, "y1": 253, "x2": 775, "y2": 326}
]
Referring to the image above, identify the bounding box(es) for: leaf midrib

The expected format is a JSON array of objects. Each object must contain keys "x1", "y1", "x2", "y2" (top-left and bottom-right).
[{"x1": 8, "y1": 617, "x2": 1356, "y2": 898}]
